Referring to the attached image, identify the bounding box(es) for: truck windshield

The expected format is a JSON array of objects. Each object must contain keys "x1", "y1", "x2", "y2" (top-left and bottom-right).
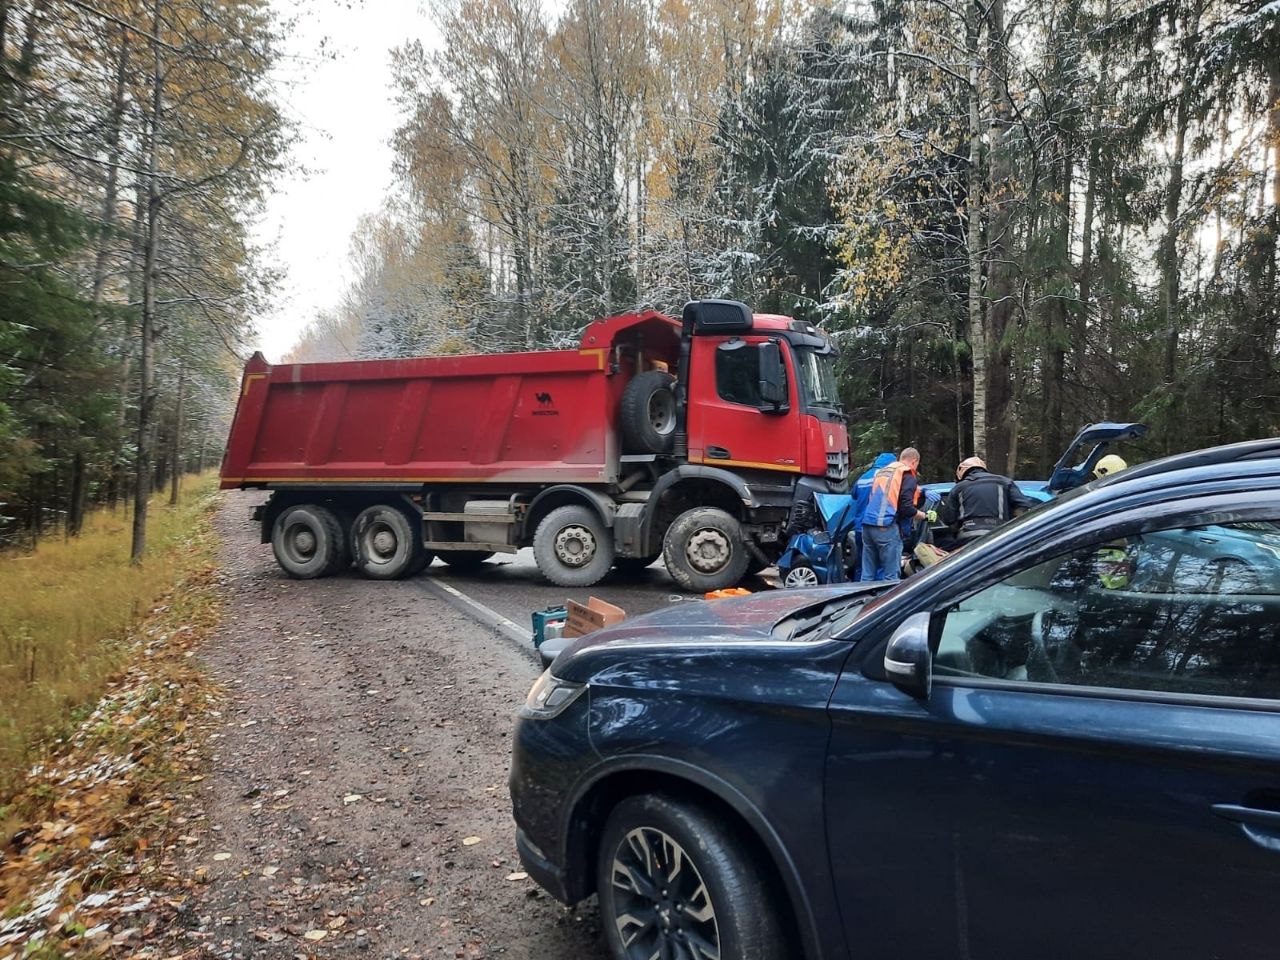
[{"x1": 796, "y1": 346, "x2": 841, "y2": 409}]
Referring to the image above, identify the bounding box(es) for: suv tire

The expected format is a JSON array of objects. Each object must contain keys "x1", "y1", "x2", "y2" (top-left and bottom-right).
[{"x1": 596, "y1": 793, "x2": 792, "y2": 960}]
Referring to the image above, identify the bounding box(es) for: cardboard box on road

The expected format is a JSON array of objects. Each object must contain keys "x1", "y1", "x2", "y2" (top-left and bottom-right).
[{"x1": 563, "y1": 597, "x2": 626, "y2": 638}]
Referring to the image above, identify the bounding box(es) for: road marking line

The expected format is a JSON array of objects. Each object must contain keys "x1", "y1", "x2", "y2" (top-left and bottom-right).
[{"x1": 417, "y1": 576, "x2": 536, "y2": 661}]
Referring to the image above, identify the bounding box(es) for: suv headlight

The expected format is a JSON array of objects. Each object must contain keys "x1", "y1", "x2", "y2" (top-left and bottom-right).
[{"x1": 520, "y1": 670, "x2": 586, "y2": 719}]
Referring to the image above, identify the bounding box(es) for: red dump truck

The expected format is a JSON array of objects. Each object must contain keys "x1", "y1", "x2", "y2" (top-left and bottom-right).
[{"x1": 221, "y1": 299, "x2": 850, "y2": 592}]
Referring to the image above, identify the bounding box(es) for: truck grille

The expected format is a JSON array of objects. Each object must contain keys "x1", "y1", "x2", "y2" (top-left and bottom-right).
[{"x1": 826, "y1": 451, "x2": 849, "y2": 482}]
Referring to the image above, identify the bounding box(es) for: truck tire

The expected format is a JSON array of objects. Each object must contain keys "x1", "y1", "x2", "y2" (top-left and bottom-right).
[
  {"x1": 663, "y1": 507, "x2": 750, "y2": 592},
  {"x1": 533, "y1": 504, "x2": 615, "y2": 587},
  {"x1": 352, "y1": 504, "x2": 425, "y2": 580},
  {"x1": 272, "y1": 504, "x2": 347, "y2": 579},
  {"x1": 619, "y1": 370, "x2": 677, "y2": 454},
  {"x1": 437, "y1": 550, "x2": 494, "y2": 570}
]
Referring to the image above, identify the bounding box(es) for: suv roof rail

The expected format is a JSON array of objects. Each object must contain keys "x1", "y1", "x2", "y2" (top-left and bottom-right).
[{"x1": 1107, "y1": 438, "x2": 1280, "y2": 485}]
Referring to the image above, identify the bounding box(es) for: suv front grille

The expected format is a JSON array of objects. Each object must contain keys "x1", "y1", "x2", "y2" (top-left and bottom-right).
[{"x1": 826, "y1": 450, "x2": 849, "y2": 482}]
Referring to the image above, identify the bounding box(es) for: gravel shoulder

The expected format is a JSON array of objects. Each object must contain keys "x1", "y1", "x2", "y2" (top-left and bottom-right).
[{"x1": 182, "y1": 493, "x2": 603, "y2": 959}]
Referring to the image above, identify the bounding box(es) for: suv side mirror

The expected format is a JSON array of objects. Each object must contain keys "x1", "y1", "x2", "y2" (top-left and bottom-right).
[
  {"x1": 758, "y1": 340, "x2": 788, "y2": 413},
  {"x1": 538, "y1": 635, "x2": 571, "y2": 669},
  {"x1": 884, "y1": 611, "x2": 933, "y2": 699}
]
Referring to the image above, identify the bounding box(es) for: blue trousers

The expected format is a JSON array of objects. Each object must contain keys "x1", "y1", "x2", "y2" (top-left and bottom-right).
[{"x1": 860, "y1": 523, "x2": 903, "y2": 582}]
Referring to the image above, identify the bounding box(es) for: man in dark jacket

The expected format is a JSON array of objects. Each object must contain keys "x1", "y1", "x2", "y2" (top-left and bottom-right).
[{"x1": 939, "y1": 457, "x2": 1035, "y2": 544}]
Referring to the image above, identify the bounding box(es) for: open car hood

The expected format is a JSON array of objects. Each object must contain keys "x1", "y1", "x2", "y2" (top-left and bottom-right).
[{"x1": 1046, "y1": 422, "x2": 1148, "y2": 493}]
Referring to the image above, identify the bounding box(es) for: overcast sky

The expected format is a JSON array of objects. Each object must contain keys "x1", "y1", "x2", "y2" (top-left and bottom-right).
[{"x1": 250, "y1": 0, "x2": 439, "y2": 361}]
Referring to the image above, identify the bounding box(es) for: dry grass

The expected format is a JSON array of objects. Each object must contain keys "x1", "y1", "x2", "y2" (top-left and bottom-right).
[{"x1": 0, "y1": 474, "x2": 220, "y2": 798}]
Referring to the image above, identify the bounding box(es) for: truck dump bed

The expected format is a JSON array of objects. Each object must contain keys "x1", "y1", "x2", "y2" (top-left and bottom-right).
[{"x1": 220, "y1": 311, "x2": 680, "y2": 490}]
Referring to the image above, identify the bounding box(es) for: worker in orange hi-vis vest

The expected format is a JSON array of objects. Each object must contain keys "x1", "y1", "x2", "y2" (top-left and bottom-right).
[{"x1": 858, "y1": 446, "x2": 933, "y2": 582}]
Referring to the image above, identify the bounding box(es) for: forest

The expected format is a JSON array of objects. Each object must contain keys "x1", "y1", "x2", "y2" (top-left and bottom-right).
[
  {"x1": 3, "y1": 0, "x2": 1278, "y2": 552},
  {"x1": 0, "y1": 0, "x2": 286, "y2": 552},
  {"x1": 294, "y1": 0, "x2": 1280, "y2": 479}
]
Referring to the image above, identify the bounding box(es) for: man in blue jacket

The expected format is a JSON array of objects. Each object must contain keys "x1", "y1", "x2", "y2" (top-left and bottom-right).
[{"x1": 848, "y1": 452, "x2": 895, "y2": 580}]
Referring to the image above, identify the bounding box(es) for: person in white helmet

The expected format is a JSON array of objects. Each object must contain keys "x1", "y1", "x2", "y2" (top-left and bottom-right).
[
  {"x1": 938, "y1": 456, "x2": 1036, "y2": 545},
  {"x1": 1093, "y1": 454, "x2": 1128, "y2": 479}
]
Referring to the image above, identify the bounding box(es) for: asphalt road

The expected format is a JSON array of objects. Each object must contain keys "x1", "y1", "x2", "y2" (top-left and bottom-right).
[{"x1": 424, "y1": 549, "x2": 770, "y2": 634}]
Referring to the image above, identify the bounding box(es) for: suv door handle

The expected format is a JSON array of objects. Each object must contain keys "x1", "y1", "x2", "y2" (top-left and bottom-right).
[
  {"x1": 1212, "y1": 804, "x2": 1280, "y2": 852},
  {"x1": 707, "y1": 445, "x2": 731, "y2": 460}
]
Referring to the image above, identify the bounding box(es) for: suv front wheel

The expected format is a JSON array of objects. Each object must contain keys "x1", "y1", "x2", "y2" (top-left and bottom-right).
[{"x1": 596, "y1": 793, "x2": 792, "y2": 960}]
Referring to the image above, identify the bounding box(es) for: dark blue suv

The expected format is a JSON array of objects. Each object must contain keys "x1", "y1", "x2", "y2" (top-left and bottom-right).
[{"x1": 510, "y1": 440, "x2": 1280, "y2": 960}]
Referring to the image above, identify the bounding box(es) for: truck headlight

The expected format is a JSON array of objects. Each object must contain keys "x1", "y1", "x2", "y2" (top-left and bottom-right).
[{"x1": 520, "y1": 670, "x2": 586, "y2": 719}]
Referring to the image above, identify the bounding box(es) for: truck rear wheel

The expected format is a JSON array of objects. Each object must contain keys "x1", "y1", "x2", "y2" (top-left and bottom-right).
[
  {"x1": 533, "y1": 504, "x2": 615, "y2": 587},
  {"x1": 619, "y1": 370, "x2": 676, "y2": 454},
  {"x1": 272, "y1": 504, "x2": 347, "y2": 579},
  {"x1": 352, "y1": 504, "x2": 425, "y2": 580},
  {"x1": 663, "y1": 507, "x2": 750, "y2": 592}
]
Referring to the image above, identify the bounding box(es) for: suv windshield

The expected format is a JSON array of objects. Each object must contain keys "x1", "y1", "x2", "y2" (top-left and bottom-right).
[{"x1": 795, "y1": 346, "x2": 840, "y2": 409}]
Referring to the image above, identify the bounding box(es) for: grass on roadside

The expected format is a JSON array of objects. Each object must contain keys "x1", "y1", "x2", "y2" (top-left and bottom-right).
[{"x1": 0, "y1": 474, "x2": 220, "y2": 799}]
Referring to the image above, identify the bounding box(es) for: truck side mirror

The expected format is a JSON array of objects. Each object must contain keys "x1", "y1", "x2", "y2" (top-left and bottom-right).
[{"x1": 758, "y1": 340, "x2": 788, "y2": 413}]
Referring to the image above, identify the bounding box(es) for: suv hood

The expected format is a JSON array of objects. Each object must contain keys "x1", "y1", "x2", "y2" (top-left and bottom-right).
[{"x1": 553, "y1": 583, "x2": 880, "y2": 665}]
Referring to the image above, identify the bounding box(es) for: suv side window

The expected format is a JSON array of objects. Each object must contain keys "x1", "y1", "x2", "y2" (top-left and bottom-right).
[
  {"x1": 934, "y1": 520, "x2": 1280, "y2": 700},
  {"x1": 715, "y1": 340, "x2": 762, "y2": 407}
]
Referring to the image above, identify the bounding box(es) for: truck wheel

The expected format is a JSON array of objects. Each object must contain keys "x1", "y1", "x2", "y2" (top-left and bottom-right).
[
  {"x1": 272, "y1": 504, "x2": 347, "y2": 579},
  {"x1": 437, "y1": 550, "x2": 494, "y2": 570},
  {"x1": 663, "y1": 507, "x2": 750, "y2": 592},
  {"x1": 619, "y1": 370, "x2": 677, "y2": 454},
  {"x1": 352, "y1": 504, "x2": 425, "y2": 580},
  {"x1": 533, "y1": 504, "x2": 615, "y2": 587}
]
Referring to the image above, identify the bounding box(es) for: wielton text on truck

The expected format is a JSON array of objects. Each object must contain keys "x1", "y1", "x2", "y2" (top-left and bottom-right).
[{"x1": 220, "y1": 300, "x2": 850, "y2": 592}]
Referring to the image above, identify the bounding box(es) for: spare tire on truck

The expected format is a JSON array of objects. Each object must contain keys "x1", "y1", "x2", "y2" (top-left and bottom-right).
[
  {"x1": 620, "y1": 370, "x2": 677, "y2": 454},
  {"x1": 352, "y1": 503, "x2": 429, "y2": 580},
  {"x1": 272, "y1": 504, "x2": 347, "y2": 579}
]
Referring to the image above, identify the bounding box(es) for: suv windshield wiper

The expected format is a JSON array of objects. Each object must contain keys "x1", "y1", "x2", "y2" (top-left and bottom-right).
[{"x1": 774, "y1": 595, "x2": 873, "y2": 641}]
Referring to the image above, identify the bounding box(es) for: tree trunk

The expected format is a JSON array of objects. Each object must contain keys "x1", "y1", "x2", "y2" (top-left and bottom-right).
[
  {"x1": 1076, "y1": 0, "x2": 1112, "y2": 387},
  {"x1": 91, "y1": 28, "x2": 130, "y2": 311},
  {"x1": 131, "y1": 0, "x2": 163, "y2": 565},
  {"x1": 169, "y1": 361, "x2": 185, "y2": 506},
  {"x1": 966, "y1": 0, "x2": 986, "y2": 459},
  {"x1": 984, "y1": 0, "x2": 1017, "y2": 474},
  {"x1": 195, "y1": 420, "x2": 207, "y2": 474},
  {"x1": 1160, "y1": 94, "x2": 1189, "y2": 390},
  {"x1": 66, "y1": 451, "x2": 86, "y2": 537},
  {"x1": 1042, "y1": 153, "x2": 1071, "y2": 473}
]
